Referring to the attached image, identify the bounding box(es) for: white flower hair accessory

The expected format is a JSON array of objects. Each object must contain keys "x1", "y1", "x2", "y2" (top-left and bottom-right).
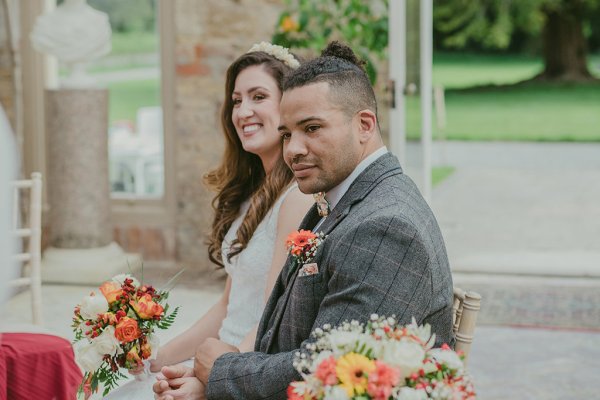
[{"x1": 247, "y1": 41, "x2": 300, "y2": 69}]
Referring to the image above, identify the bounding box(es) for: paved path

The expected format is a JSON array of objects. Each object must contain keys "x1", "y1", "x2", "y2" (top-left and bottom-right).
[
  {"x1": 408, "y1": 141, "x2": 600, "y2": 277},
  {"x1": 404, "y1": 141, "x2": 600, "y2": 329}
]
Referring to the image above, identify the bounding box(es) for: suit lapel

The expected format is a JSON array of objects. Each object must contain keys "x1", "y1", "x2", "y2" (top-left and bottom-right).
[
  {"x1": 262, "y1": 154, "x2": 403, "y2": 352},
  {"x1": 317, "y1": 153, "x2": 403, "y2": 236},
  {"x1": 299, "y1": 203, "x2": 321, "y2": 230},
  {"x1": 259, "y1": 204, "x2": 319, "y2": 351}
]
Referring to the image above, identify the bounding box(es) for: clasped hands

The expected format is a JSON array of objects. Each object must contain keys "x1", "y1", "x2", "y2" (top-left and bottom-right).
[{"x1": 153, "y1": 338, "x2": 239, "y2": 400}]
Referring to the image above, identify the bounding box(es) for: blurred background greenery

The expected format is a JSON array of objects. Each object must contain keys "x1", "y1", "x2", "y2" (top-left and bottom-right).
[
  {"x1": 273, "y1": 0, "x2": 600, "y2": 142},
  {"x1": 67, "y1": 0, "x2": 599, "y2": 144}
]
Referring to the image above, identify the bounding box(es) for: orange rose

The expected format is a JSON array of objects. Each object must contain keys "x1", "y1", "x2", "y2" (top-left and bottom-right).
[
  {"x1": 130, "y1": 294, "x2": 164, "y2": 319},
  {"x1": 126, "y1": 345, "x2": 142, "y2": 368},
  {"x1": 114, "y1": 317, "x2": 141, "y2": 343},
  {"x1": 141, "y1": 340, "x2": 152, "y2": 359},
  {"x1": 99, "y1": 281, "x2": 123, "y2": 304}
]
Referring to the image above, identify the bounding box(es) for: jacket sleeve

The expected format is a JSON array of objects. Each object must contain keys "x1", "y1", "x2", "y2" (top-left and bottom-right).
[{"x1": 206, "y1": 350, "x2": 299, "y2": 399}]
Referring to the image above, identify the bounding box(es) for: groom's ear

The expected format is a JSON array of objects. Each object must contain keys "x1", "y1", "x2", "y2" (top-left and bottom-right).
[{"x1": 356, "y1": 109, "x2": 377, "y2": 143}]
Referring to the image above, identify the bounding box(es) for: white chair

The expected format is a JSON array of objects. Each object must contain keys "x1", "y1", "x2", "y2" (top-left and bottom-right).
[
  {"x1": 9, "y1": 172, "x2": 43, "y2": 325},
  {"x1": 452, "y1": 287, "x2": 481, "y2": 366}
]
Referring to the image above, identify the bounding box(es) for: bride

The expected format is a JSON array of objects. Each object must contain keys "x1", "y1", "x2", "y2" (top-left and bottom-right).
[{"x1": 105, "y1": 43, "x2": 312, "y2": 398}]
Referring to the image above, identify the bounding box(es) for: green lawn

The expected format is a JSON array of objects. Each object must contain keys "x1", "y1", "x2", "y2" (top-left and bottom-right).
[
  {"x1": 433, "y1": 52, "x2": 600, "y2": 88},
  {"x1": 432, "y1": 166, "x2": 455, "y2": 186},
  {"x1": 405, "y1": 52, "x2": 600, "y2": 142},
  {"x1": 107, "y1": 80, "x2": 160, "y2": 123},
  {"x1": 111, "y1": 31, "x2": 158, "y2": 55}
]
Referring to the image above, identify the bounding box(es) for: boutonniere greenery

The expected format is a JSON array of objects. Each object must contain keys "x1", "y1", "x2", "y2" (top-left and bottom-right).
[{"x1": 285, "y1": 229, "x2": 326, "y2": 266}]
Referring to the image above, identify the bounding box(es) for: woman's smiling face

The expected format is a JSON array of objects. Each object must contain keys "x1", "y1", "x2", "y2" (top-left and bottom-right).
[{"x1": 231, "y1": 65, "x2": 282, "y2": 168}]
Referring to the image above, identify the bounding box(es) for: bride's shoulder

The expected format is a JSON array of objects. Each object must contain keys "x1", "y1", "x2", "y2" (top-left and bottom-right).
[{"x1": 275, "y1": 184, "x2": 313, "y2": 227}]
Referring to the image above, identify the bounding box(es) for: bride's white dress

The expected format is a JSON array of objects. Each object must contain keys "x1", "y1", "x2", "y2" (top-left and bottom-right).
[{"x1": 104, "y1": 184, "x2": 297, "y2": 399}]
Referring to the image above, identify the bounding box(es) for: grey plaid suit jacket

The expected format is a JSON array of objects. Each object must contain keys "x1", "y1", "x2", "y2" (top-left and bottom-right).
[{"x1": 206, "y1": 153, "x2": 454, "y2": 399}]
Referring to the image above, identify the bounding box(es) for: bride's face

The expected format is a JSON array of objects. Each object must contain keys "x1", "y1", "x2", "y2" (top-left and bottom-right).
[{"x1": 231, "y1": 65, "x2": 282, "y2": 166}]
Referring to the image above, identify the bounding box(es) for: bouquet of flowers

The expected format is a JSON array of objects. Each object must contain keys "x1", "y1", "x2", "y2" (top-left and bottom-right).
[
  {"x1": 288, "y1": 315, "x2": 476, "y2": 400},
  {"x1": 71, "y1": 273, "x2": 179, "y2": 397}
]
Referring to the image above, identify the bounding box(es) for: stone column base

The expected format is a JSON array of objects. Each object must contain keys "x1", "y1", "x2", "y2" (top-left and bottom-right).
[{"x1": 41, "y1": 242, "x2": 142, "y2": 285}]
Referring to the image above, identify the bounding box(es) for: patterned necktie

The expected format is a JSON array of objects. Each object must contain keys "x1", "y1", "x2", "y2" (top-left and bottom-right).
[{"x1": 313, "y1": 192, "x2": 330, "y2": 217}]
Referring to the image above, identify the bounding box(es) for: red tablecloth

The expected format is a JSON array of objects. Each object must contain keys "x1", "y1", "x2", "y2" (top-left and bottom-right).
[{"x1": 0, "y1": 333, "x2": 82, "y2": 400}]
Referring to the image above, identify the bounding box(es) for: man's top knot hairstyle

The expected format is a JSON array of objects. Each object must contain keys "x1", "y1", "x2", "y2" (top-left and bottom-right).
[
  {"x1": 282, "y1": 41, "x2": 378, "y2": 121},
  {"x1": 320, "y1": 41, "x2": 367, "y2": 72}
]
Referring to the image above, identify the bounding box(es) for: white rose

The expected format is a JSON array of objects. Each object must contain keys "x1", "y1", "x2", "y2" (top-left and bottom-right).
[
  {"x1": 112, "y1": 273, "x2": 139, "y2": 287},
  {"x1": 79, "y1": 293, "x2": 108, "y2": 320},
  {"x1": 328, "y1": 331, "x2": 360, "y2": 356},
  {"x1": 429, "y1": 348, "x2": 464, "y2": 371},
  {"x1": 380, "y1": 339, "x2": 425, "y2": 379},
  {"x1": 74, "y1": 341, "x2": 105, "y2": 372},
  {"x1": 395, "y1": 387, "x2": 428, "y2": 400},
  {"x1": 323, "y1": 386, "x2": 350, "y2": 400},
  {"x1": 328, "y1": 331, "x2": 376, "y2": 357},
  {"x1": 91, "y1": 326, "x2": 122, "y2": 356}
]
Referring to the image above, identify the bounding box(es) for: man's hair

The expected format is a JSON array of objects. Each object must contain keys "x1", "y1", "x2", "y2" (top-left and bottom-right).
[{"x1": 282, "y1": 41, "x2": 378, "y2": 119}]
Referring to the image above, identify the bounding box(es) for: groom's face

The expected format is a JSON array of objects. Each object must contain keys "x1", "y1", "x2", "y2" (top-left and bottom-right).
[{"x1": 279, "y1": 82, "x2": 362, "y2": 194}]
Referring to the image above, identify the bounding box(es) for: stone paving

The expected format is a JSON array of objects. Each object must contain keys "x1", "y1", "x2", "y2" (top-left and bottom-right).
[
  {"x1": 423, "y1": 141, "x2": 600, "y2": 277},
  {"x1": 469, "y1": 325, "x2": 600, "y2": 400}
]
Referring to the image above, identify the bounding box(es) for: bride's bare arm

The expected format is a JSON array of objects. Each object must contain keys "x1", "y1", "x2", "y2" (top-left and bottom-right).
[
  {"x1": 150, "y1": 277, "x2": 232, "y2": 371},
  {"x1": 237, "y1": 187, "x2": 313, "y2": 352}
]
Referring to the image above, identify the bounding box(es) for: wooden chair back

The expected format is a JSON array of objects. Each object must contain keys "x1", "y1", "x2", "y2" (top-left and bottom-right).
[
  {"x1": 452, "y1": 287, "x2": 481, "y2": 366},
  {"x1": 9, "y1": 172, "x2": 43, "y2": 325}
]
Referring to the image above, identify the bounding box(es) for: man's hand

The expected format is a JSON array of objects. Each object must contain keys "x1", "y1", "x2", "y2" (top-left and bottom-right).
[
  {"x1": 194, "y1": 338, "x2": 240, "y2": 385},
  {"x1": 153, "y1": 365, "x2": 197, "y2": 399}
]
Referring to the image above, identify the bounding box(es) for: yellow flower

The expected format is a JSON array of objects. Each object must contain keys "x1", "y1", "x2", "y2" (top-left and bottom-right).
[
  {"x1": 335, "y1": 352, "x2": 376, "y2": 396},
  {"x1": 280, "y1": 16, "x2": 299, "y2": 33}
]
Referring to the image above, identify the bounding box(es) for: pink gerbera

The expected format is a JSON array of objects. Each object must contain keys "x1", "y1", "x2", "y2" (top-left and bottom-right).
[
  {"x1": 367, "y1": 361, "x2": 401, "y2": 400},
  {"x1": 315, "y1": 356, "x2": 338, "y2": 386}
]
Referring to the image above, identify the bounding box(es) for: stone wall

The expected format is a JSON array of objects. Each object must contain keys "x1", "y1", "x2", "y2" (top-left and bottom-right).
[{"x1": 173, "y1": 0, "x2": 284, "y2": 271}]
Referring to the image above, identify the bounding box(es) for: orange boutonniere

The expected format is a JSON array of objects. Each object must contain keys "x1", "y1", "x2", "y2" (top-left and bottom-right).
[{"x1": 285, "y1": 229, "x2": 326, "y2": 265}]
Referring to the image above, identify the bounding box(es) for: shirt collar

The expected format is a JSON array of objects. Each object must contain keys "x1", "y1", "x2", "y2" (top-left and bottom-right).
[{"x1": 325, "y1": 146, "x2": 388, "y2": 210}]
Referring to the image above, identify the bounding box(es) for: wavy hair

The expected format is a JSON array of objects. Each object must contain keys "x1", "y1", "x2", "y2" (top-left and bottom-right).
[{"x1": 204, "y1": 51, "x2": 296, "y2": 267}]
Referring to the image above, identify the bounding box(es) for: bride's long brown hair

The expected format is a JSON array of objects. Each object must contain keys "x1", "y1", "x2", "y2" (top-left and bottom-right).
[{"x1": 204, "y1": 51, "x2": 296, "y2": 267}]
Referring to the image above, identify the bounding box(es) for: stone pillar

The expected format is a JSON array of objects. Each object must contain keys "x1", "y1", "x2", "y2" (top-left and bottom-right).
[{"x1": 42, "y1": 88, "x2": 141, "y2": 284}]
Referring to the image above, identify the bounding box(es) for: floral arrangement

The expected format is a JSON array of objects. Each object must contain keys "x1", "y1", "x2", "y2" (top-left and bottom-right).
[
  {"x1": 286, "y1": 229, "x2": 326, "y2": 266},
  {"x1": 247, "y1": 41, "x2": 300, "y2": 69},
  {"x1": 72, "y1": 273, "x2": 179, "y2": 397},
  {"x1": 288, "y1": 315, "x2": 476, "y2": 400}
]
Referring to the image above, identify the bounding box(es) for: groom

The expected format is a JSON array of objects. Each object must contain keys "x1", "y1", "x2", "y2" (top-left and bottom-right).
[{"x1": 154, "y1": 42, "x2": 454, "y2": 399}]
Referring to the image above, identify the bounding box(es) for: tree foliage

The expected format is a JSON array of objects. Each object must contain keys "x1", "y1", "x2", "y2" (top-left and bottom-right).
[
  {"x1": 272, "y1": 0, "x2": 388, "y2": 84},
  {"x1": 434, "y1": 0, "x2": 600, "y2": 81},
  {"x1": 434, "y1": 0, "x2": 600, "y2": 51}
]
